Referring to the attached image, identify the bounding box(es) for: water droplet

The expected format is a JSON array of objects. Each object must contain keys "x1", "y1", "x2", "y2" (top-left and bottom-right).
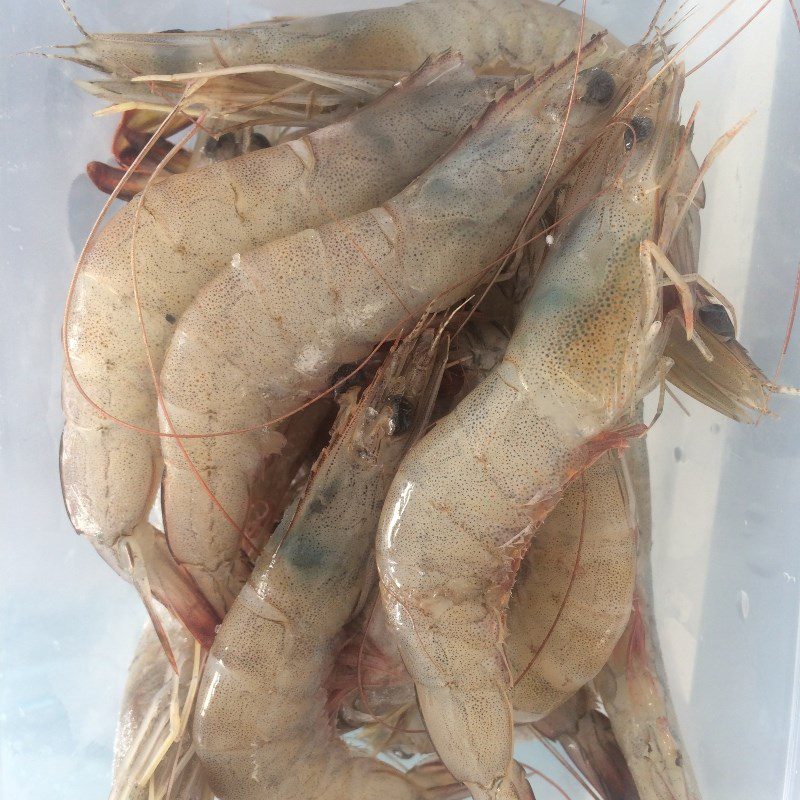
[{"x1": 739, "y1": 590, "x2": 750, "y2": 620}]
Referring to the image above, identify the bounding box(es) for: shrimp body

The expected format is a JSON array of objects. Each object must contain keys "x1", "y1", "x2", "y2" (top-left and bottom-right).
[
  {"x1": 194, "y1": 330, "x2": 447, "y2": 800},
  {"x1": 158, "y1": 42, "x2": 639, "y2": 623},
  {"x1": 595, "y1": 437, "x2": 702, "y2": 800},
  {"x1": 376, "y1": 64, "x2": 684, "y2": 800},
  {"x1": 61, "y1": 53, "x2": 505, "y2": 626},
  {"x1": 69, "y1": 0, "x2": 615, "y2": 80},
  {"x1": 507, "y1": 452, "x2": 636, "y2": 719}
]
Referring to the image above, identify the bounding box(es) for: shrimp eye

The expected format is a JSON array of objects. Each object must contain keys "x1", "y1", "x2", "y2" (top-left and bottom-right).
[
  {"x1": 204, "y1": 132, "x2": 237, "y2": 156},
  {"x1": 585, "y1": 70, "x2": 616, "y2": 105},
  {"x1": 331, "y1": 362, "x2": 365, "y2": 398},
  {"x1": 250, "y1": 132, "x2": 271, "y2": 150},
  {"x1": 698, "y1": 303, "x2": 735, "y2": 340},
  {"x1": 386, "y1": 395, "x2": 413, "y2": 436},
  {"x1": 624, "y1": 116, "x2": 654, "y2": 151}
]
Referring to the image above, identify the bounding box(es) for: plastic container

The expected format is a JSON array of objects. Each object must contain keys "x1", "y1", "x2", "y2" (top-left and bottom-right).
[{"x1": 1, "y1": 2, "x2": 798, "y2": 798}]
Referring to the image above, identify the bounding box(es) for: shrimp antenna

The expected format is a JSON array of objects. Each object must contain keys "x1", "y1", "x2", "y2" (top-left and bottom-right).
[
  {"x1": 660, "y1": 4, "x2": 698, "y2": 41},
  {"x1": 617, "y1": 0, "x2": 743, "y2": 117},
  {"x1": 789, "y1": 0, "x2": 800, "y2": 34},
  {"x1": 644, "y1": 0, "x2": 671, "y2": 38},
  {"x1": 662, "y1": 0, "x2": 698, "y2": 33},
  {"x1": 57, "y1": 0, "x2": 90, "y2": 37},
  {"x1": 771, "y1": 260, "x2": 800, "y2": 387},
  {"x1": 517, "y1": 760, "x2": 576, "y2": 800},
  {"x1": 686, "y1": 0, "x2": 775, "y2": 77},
  {"x1": 525, "y1": 731, "x2": 605, "y2": 800}
]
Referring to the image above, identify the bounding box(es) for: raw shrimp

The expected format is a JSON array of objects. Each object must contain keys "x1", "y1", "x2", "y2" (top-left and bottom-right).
[
  {"x1": 62, "y1": 0, "x2": 625, "y2": 134},
  {"x1": 158, "y1": 38, "x2": 646, "y2": 627},
  {"x1": 507, "y1": 451, "x2": 636, "y2": 720},
  {"x1": 521, "y1": 685, "x2": 641, "y2": 800},
  {"x1": 376, "y1": 60, "x2": 689, "y2": 800},
  {"x1": 111, "y1": 609, "x2": 208, "y2": 800},
  {"x1": 193, "y1": 327, "x2": 448, "y2": 800},
  {"x1": 64, "y1": 0, "x2": 618, "y2": 103},
  {"x1": 61, "y1": 52, "x2": 509, "y2": 629},
  {"x1": 593, "y1": 434, "x2": 702, "y2": 800}
]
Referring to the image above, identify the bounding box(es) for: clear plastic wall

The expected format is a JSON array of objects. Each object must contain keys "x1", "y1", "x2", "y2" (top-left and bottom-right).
[{"x1": 1, "y1": 2, "x2": 798, "y2": 798}]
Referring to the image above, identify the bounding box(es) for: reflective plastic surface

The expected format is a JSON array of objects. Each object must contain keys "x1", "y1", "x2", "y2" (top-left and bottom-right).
[{"x1": 1, "y1": 2, "x2": 798, "y2": 798}]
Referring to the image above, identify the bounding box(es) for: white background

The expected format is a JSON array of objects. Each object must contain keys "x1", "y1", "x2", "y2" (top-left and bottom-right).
[{"x1": 1, "y1": 1, "x2": 799, "y2": 798}]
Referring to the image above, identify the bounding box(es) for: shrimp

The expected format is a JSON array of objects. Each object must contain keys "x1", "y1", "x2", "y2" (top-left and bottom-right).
[
  {"x1": 507, "y1": 451, "x2": 636, "y2": 720},
  {"x1": 593, "y1": 433, "x2": 702, "y2": 800},
  {"x1": 193, "y1": 326, "x2": 448, "y2": 800},
  {"x1": 521, "y1": 685, "x2": 641, "y2": 800},
  {"x1": 375, "y1": 57, "x2": 691, "y2": 800},
  {"x1": 63, "y1": 0, "x2": 620, "y2": 123},
  {"x1": 111, "y1": 609, "x2": 208, "y2": 800},
  {"x1": 157, "y1": 38, "x2": 648, "y2": 623},
  {"x1": 61, "y1": 52, "x2": 511, "y2": 632}
]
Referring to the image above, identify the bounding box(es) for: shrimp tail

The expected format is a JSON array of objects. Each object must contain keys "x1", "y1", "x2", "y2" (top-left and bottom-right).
[
  {"x1": 598, "y1": 598, "x2": 701, "y2": 800},
  {"x1": 665, "y1": 317, "x2": 773, "y2": 422},
  {"x1": 128, "y1": 523, "x2": 221, "y2": 651}
]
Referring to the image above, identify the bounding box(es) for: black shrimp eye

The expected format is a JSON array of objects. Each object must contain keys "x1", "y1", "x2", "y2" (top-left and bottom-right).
[
  {"x1": 250, "y1": 132, "x2": 271, "y2": 150},
  {"x1": 624, "y1": 116, "x2": 654, "y2": 150},
  {"x1": 204, "y1": 132, "x2": 237, "y2": 156},
  {"x1": 585, "y1": 70, "x2": 616, "y2": 105},
  {"x1": 330, "y1": 362, "x2": 364, "y2": 398},
  {"x1": 386, "y1": 395, "x2": 414, "y2": 436},
  {"x1": 698, "y1": 303, "x2": 735, "y2": 340}
]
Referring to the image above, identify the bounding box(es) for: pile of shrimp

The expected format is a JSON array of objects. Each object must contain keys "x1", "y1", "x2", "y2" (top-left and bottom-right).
[{"x1": 54, "y1": 1, "x2": 797, "y2": 798}]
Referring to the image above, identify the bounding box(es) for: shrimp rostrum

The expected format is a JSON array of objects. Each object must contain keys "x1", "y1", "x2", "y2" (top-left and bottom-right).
[{"x1": 376, "y1": 56, "x2": 708, "y2": 800}]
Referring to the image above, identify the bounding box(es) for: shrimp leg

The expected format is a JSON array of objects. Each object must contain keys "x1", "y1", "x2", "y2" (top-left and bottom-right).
[{"x1": 111, "y1": 609, "x2": 208, "y2": 800}]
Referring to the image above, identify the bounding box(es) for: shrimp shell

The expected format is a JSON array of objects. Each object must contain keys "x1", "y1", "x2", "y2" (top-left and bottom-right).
[{"x1": 507, "y1": 451, "x2": 636, "y2": 720}]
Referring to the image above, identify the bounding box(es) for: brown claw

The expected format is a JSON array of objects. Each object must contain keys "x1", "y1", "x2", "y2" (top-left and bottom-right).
[
  {"x1": 86, "y1": 161, "x2": 153, "y2": 200},
  {"x1": 116, "y1": 131, "x2": 192, "y2": 173},
  {"x1": 111, "y1": 108, "x2": 190, "y2": 164}
]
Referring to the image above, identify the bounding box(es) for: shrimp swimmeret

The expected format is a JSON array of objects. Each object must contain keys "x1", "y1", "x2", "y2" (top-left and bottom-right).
[
  {"x1": 110, "y1": 609, "x2": 208, "y2": 800},
  {"x1": 156, "y1": 37, "x2": 647, "y2": 638},
  {"x1": 194, "y1": 328, "x2": 448, "y2": 800},
  {"x1": 375, "y1": 61, "x2": 697, "y2": 800},
  {"x1": 61, "y1": 52, "x2": 510, "y2": 634}
]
